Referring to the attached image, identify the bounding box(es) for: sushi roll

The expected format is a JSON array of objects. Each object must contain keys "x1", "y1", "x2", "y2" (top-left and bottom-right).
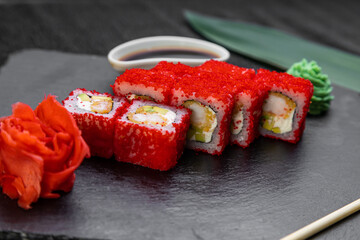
[
  {"x1": 170, "y1": 71, "x2": 234, "y2": 155},
  {"x1": 197, "y1": 60, "x2": 267, "y2": 148},
  {"x1": 229, "y1": 85, "x2": 268, "y2": 147},
  {"x1": 111, "y1": 68, "x2": 174, "y2": 104},
  {"x1": 256, "y1": 70, "x2": 314, "y2": 143},
  {"x1": 113, "y1": 100, "x2": 191, "y2": 171},
  {"x1": 151, "y1": 61, "x2": 195, "y2": 77},
  {"x1": 63, "y1": 88, "x2": 128, "y2": 158}
]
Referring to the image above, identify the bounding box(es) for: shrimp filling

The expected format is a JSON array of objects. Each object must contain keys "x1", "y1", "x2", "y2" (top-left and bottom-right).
[
  {"x1": 182, "y1": 100, "x2": 217, "y2": 143},
  {"x1": 261, "y1": 92, "x2": 296, "y2": 134},
  {"x1": 127, "y1": 106, "x2": 176, "y2": 127},
  {"x1": 77, "y1": 93, "x2": 113, "y2": 114}
]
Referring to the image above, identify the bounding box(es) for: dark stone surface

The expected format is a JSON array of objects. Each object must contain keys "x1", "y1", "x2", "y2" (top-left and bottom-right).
[{"x1": 0, "y1": 49, "x2": 359, "y2": 240}]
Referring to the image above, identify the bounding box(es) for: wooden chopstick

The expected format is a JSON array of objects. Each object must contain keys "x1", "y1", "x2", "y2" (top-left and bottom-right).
[{"x1": 281, "y1": 198, "x2": 360, "y2": 240}]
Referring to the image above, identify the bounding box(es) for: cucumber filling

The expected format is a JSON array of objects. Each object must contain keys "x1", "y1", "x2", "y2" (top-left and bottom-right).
[
  {"x1": 182, "y1": 100, "x2": 217, "y2": 143},
  {"x1": 77, "y1": 93, "x2": 113, "y2": 114},
  {"x1": 230, "y1": 103, "x2": 244, "y2": 135},
  {"x1": 261, "y1": 92, "x2": 296, "y2": 134},
  {"x1": 126, "y1": 93, "x2": 155, "y2": 102},
  {"x1": 127, "y1": 105, "x2": 176, "y2": 127}
]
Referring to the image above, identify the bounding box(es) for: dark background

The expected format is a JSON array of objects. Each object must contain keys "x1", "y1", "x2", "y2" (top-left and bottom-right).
[
  {"x1": 1, "y1": 1, "x2": 360, "y2": 240},
  {"x1": 1, "y1": 0, "x2": 360, "y2": 69}
]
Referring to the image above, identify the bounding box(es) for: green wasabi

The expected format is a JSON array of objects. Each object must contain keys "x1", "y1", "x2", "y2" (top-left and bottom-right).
[{"x1": 287, "y1": 59, "x2": 334, "y2": 115}]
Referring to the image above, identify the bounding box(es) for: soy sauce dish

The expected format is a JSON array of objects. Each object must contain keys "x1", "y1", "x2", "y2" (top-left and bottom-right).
[{"x1": 107, "y1": 36, "x2": 230, "y2": 72}]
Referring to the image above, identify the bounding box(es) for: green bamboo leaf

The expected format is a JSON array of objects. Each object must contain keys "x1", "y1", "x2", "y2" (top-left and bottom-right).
[{"x1": 184, "y1": 10, "x2": 360, "y2": 92}]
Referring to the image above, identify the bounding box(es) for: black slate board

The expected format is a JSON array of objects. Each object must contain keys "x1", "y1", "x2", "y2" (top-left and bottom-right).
[{"x1": 0, "y1": 49, "x2": 360, "y2": 240}]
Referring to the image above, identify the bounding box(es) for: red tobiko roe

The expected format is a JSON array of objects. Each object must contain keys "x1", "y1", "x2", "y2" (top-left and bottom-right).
[{"x1": 0, "y1": 95, "x2": 90, "y2": 209}]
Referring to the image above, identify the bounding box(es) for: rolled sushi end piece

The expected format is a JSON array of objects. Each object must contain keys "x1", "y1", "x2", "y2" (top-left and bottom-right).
[
  {"x1": 63, "y1": 88, "x2": 129, "y2": 158},
  {"x1": 113, "y1": 100, "x2": 190, "y2": 171},
  {"x1": 256, "y1": 70, "x2": 314, "y2": 143}
]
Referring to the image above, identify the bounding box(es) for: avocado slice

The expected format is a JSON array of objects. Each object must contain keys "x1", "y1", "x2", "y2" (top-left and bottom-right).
[
  {"x1": 153, "y1": 106, "x2": 169, "y2": 115},
  {"x1": 135, "y1": 106, "x2": 169, "y2": 115},
  {"x1": 92, "y1": 96, "x2": 112, "y2": 101},
  {"x1": 77, "y1": 93, "x2": 91, "y2": 101}
]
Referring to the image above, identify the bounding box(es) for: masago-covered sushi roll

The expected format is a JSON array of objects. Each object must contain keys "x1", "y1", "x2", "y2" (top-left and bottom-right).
[
  {"x1": 229, "y1": 83, "x2": 268, "y2": 147},
  {"x1": 151, "y1": 61, "x2": 195, "y2": 77},
  {"x1": 256, "y1": 70, "x2": 313, "y2": 143},
  {"x1": 63, "y1": 88, "x2": 128, "y2": 158},
  {"x1": 113, "y1": 100, "x2": 190, "y2": 171},
  {"x1": 170, "y1": 71, "x2": 234, "y2": 155},
  {"x1": 197, "y1": 60, "x2": 267, "y2": 148},
  {"x1": 111, "y1": 68, "x2": 174, "y2": 104}
]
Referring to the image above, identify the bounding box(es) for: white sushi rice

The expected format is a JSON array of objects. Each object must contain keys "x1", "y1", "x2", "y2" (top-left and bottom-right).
[{"x1": 76, "y1": 96, "x2": 92, "y2": 111}]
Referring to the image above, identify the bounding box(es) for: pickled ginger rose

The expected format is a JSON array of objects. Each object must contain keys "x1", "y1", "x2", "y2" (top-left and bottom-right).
[{"x1": 0, "y1": 95, "x2": 89, "y2": 209}]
